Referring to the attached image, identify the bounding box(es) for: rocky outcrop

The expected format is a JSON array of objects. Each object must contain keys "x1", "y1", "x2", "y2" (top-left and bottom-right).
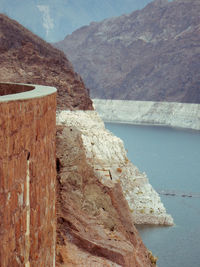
[
  {"x1": 56, "y1": 120, "x2": 155, "y2": 267},
  {"x1": 57, "y1": 110, "x2": 173, "y2": 227},
  {"x1": 0, "y1": 14, "x2": 93, "y2": 110},
  {"x1": 56, "y1": 0, "x2": 200, "y2": 103},
  {"x1": 93, "y1": 99, "x2": 200, "y2": 130}
]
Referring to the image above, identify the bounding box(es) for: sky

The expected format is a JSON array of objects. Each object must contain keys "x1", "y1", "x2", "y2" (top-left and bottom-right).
[{"x1": 0, "y1": 0, "x2": 155, "y2": 42}]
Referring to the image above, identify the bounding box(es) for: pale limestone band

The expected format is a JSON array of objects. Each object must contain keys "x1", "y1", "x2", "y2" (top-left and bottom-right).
[{"x1": 93, "y1": 99, "x2": 200, "y2": 131}]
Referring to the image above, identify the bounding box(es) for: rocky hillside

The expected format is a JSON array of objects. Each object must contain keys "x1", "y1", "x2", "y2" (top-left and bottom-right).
[
  {"x1": 56, "y1": 111, "x2": 159, "y2": 266},
  {"x1": 0, "y1": 14, "x2": 93, "y2": 110},
  {"x1": 56, "y1": 0, "x2": 200, "y2": 103},
  {"x1": 0, "y1": 0, "x2": 152, "y2": 42}
]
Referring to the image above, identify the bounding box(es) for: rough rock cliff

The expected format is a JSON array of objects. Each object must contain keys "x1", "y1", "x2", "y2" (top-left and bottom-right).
[
  {"x1": 0, "y1": 14, "x2": 93, "y2": 110},
  {"x1": 56, "y1": 111, "x2": 160, "y2": 266},
  {"x1": 93, "y1": 99, "x2": 200, "y2": 130},
  {"x1": 57, "y1": 111, "x2": 173, "y2": 227},
  {"x1": 55, "y1": 0, "x2": 200, "y2": 103}
]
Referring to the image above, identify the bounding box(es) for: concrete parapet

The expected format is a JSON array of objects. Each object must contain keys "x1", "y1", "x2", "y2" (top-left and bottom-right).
[{"x1": 0, "y1": 83, "x2": 57, "y2": 267}]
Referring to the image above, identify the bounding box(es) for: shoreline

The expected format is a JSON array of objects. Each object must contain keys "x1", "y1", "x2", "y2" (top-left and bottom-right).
[
  {"x1": 93, "y1": 99, "x2": 200, "y2": 131},
  {"x1": 103, "y1": 119, "x2": 200, "y2": 132}
]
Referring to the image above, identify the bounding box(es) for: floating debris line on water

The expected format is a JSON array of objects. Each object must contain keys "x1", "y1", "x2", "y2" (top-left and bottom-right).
[{"x1": 158, "y1": 190, "x2": 200, "y2": 198}]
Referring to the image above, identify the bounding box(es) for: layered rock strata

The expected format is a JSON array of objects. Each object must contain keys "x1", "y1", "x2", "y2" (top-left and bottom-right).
[
  {"x1": 93, "y1": 99, "x2": 200, "y2": 131},
  {"x1": 56, "y1": 110, "x2": 173, "y2": 227},
  {"x1": 56, "y1": 121, "x2": 155, "y2": 267}
]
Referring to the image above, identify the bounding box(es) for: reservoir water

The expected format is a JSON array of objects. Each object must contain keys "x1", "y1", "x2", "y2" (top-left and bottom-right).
[{"x1": 105, "y1": 123, "x2": 200, "y2": 267}]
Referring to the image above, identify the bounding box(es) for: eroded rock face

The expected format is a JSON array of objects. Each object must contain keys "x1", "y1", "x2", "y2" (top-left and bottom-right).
[
  {"x1": 55, "y1": 0, "x2": 200, "y2": 103},
  {"x1": 57, "y1": 110, "x2": 173, "y2": 226},
  {"x1": 56, "y1": 123, "x2": 155, "y2": 267},
  {"x1": 0, "y1": 14, "x2": 93, "y2": 110}
]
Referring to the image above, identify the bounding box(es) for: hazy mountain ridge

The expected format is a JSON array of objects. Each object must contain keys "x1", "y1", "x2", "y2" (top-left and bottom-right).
[
  {"x1": 0, "y1": 14, "x2": 93, "y2": 110},
  {"x1": 55, "y1": 0, "x2": 200, "y2": 103},
  {"x1": 0, "y1": 0, "x2": 152, "y2": 42}
]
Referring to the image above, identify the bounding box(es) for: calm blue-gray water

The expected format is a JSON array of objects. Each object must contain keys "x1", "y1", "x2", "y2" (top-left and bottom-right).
[{"x1": 105, "y1": 123, "x2": 200, "y2": 267}]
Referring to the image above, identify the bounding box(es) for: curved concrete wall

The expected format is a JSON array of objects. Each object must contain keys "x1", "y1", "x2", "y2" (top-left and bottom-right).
[{"x1": 0, "y1": 83, "x2": 57, "y2": 267}]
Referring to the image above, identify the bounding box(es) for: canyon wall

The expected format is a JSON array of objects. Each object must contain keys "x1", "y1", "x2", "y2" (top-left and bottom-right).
[
  {"x1": 57, "y1": 110, "x2": 173, "y2": 227},
  {"x1": 93, "y1": 99, "x2": 200, "y2": 130},
  {"x1": 56, "y1": 111, "x2": 158, "y2": 267},
  {"x1": 0, "y1": 83, "x2": 57, "y2": 267},
  {"x1": 56, "y1": 0, "x2": 200, "y2": 104}
]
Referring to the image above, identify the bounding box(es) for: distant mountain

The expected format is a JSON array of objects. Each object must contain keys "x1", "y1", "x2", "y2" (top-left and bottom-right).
[
  {"x1": 55, "y1": 0, "x2": 200, "y2": 103},
  {"x1": 0, "y1": 0, "x2": 152, "y2": 42},
  {"x1": 0, "y1": 14, "x2": 93, "y2": 110}
]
